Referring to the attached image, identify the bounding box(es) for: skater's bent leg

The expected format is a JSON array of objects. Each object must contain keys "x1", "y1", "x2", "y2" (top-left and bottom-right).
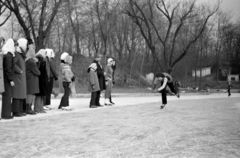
[{"x1": 167, "y1": 82, "x2": 177, "y2": 94}]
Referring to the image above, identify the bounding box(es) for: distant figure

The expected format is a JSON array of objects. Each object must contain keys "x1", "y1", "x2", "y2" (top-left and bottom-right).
[
  {"x1": 88, "y1": 63, "x2": 100, "y2": 108},
  {"x1": 58, "y1": 55, "x2": 74, "y2": 109},
  {"x1": 104, "y1": 58, "x2": 114, "y2": 106},
  {"x1": 109, "y1": 59, "x2": 116, "y2": 104},
  {"x1": 227, "y1": 79, "x2": 232, "y2": 97}
]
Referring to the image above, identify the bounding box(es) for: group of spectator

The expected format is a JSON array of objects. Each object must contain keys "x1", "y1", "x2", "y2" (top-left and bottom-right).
[
  {"x1": 0, "y1": 37, "x2": 58, "y2": 120},
  {"x1": 0, "y1": 36, "x2": 117, "y2": 120},
  {"x1": 88, "y1": 54, "x2": 116, "y2": 108}
]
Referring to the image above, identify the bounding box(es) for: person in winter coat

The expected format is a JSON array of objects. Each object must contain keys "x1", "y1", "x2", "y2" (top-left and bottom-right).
[
  {"x1": 45, "y1": 49, "x2": 58, "y2": 106},
  {"x1": 25, "y1": 42, "x2": 40, "y2": 115},
  {"x1": 44, "y1": 50, "x2": 51, "y2": 108},
  {"x1": 58, "y1": 55, "x2": 74, "y2": 109},
  {"x1": 104, "y1": 58, "x2": 114, "y2": 106},
  {"x1": 89, "y1": 53, "x2": 105, "y2": 107},
  {"x1": 11, "y1": 38, "x2": 28, "y2": 117},
  {"x1": 1, "y1": 38, "x2": 15, "y2": 119},
  {"x1": 34, "y1": 49, "x2": 48, "y2": 113},
  {"x1": 227, "y1": 79, "x2": 232, "y2": 97},
  {"x1": 88, "y1": 63, "x2": 100, "y2": 108},
  {"x1": 109, "y1": 59, "x2": 116, "y2": 104},
  {"x1": 153, "y1": 72, "x2": 180, "y2": 109}
]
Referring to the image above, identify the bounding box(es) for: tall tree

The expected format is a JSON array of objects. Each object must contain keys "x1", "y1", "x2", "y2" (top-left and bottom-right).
[
  {"x1": 0, "y1": 0, "x2": 63, "y2": 51},
  {"x1": 126, "y1": 0, "x2": 219, "y2": 73}
]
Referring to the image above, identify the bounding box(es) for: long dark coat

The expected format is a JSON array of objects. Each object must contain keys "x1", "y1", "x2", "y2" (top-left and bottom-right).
[
  {"x1": 2, "y1": 53, "x2": 14, "y2": 84},
  {"x1": 26, "y1": 58, "x2": 41, "y2": 94},
  {"x1": 49, "y1": 58, "x2": 58, "y2": 79},
  {"x1": 0, "y1": 54, "x2": 5, "y2": 93},
  {"x1": 92, "y1": 60, "x2": 106, "y2": 91},
  {"x1": 36, "y1": 56, "x2": 48, "y2": 96},
  {"x1": 11, "y1": 52, "x2": 27, "y2": 99}
]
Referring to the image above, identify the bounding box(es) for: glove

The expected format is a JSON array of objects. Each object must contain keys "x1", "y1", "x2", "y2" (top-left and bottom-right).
[
  {"x1": 92, "y1": 85, "x2": 95, "y2": 90},
  {"x1": 113, "y1": 80, "x2": 115, "y2": 85},
  {"x1": 71, "y1": 76, "x2": 75, "y2": 82},
  {"x1": 10, "y1": 81, "x2": 15, "y2": 86}
]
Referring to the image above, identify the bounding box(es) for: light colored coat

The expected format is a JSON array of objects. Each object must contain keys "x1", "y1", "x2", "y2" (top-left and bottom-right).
[
  {"x1": 62, "y1": 64, "x2": 74, "y2": 82},
  {"x1": 88, "y1": 70, "x2": 100, "y2": 92}
]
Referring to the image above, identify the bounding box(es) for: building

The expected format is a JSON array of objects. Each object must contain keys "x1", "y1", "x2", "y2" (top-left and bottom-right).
[
  {"x1": 228, "y1": 74, "x2": 239, "y2": 82},
  {"x1": 192, "y1": 67, "x2": 211, "y2": 77}
]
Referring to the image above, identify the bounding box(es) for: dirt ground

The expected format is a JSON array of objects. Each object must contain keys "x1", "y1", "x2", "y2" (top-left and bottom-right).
[{"x1": 0, "y1": 93, "x2": 240, "y2": 158}]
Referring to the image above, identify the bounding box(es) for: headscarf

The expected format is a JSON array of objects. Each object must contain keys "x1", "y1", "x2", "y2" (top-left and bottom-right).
[
  {"x1": 88, "y1": 63, "x2": 97, "y2": 71},
  {"x1": 36, "y1": 49, "x2": 46, "y2": 58},
  {"x1": 16, "y1": 38, "x2": 28, "y2": 53},
  {"x1": 46, "y1": 48, "x2": 55, "y2": 58},
  {"x1": 60, "y1": 52, "x2": 69, "y2": 61},
  {"x1": 1, "y1": 38, "x2": 15, "y2": 56},
  {"x1": 25, "y1": 44, "x2": 35, "y2": 61}
]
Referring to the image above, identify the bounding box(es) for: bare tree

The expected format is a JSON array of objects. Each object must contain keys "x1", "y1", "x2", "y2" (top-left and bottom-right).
[
  {"x1": 0, "y1": 0, "x2": 63, "y2": 51},
  {"x1": 0, "y1": 2, "x2": 11, "y2": 26},
  {"x1": 126, "y1": 0, "x2": 219, "y2": 74}
]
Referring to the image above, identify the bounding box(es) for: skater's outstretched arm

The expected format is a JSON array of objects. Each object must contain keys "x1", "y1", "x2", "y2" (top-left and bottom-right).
[{"x1": 158, "y1": 78, "x2": 168, "y2": 91}]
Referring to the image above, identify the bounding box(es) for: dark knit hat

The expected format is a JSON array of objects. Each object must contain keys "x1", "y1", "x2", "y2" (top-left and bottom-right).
[{"x1": 156, "y1": 73, "x2": 165, "y2": 78}]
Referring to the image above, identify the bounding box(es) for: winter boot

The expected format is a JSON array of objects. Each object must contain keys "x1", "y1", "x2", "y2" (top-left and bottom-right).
[{"x1": 26, "y1": 104, "x2": 36, "y2": 115}]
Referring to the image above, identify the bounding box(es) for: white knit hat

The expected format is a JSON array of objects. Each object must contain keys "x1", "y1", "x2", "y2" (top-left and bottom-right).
[
  {"x1": 107, "y1": 58, "x2": 113, "y2": 64},
  {"x1": 60, "y1": 52, "x2": 69, "y2": 61}
]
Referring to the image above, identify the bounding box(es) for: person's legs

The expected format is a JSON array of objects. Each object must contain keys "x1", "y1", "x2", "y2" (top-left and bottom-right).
[
  {"x1": 161, "y1": 88, "x2": 167, "y2": 105},
  {"x1": 109, "y1": 94, "x2": 115, "y2": 104},
  {"x1": 34, "y1": 96, "x2": 45, "y2": 113},
  {"x1": 228, "y1": 88, "x2": 231, "y2": 96},
  {"x1": 59, "y1": 82, "x2": 70, "y2": 109},
  {"x1": 105, "y1": 90, "x2": 111, "y2": 105},
  {"x1": 12, "y1": 99, "x2": 25, "y2": 116},
  {"x1": 26, "y1": 94, "x2": 36, "y2": 115},
  {"x1": 2, "y1": 81, "x2": 13, "y2": 118},
  {"x1": 168, "y1": 82, "x2": 180, "y2": 98},
  {"x1": 96, "y1": 91, "x2": 101, "y2": 106},
  {"x1": 90, "y1": 91, "x2": 98, "y2": 108}
]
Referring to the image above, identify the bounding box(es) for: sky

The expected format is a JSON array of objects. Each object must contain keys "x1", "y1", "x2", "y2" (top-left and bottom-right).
[
  {"x1": 201, "y1": 0, "x2": 240, "y2": 22},
  {"x1": 0, "y1": 0, "x2": 240, "y2": 39}
]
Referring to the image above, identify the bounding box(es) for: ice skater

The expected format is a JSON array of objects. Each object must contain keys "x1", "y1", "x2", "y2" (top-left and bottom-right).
[
  {"x1": 227, "y1": 79, "x2": 232, "y2": 97},
  {"x1": 153, "y1": 72, "x2": 180, "y2": 109}
]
